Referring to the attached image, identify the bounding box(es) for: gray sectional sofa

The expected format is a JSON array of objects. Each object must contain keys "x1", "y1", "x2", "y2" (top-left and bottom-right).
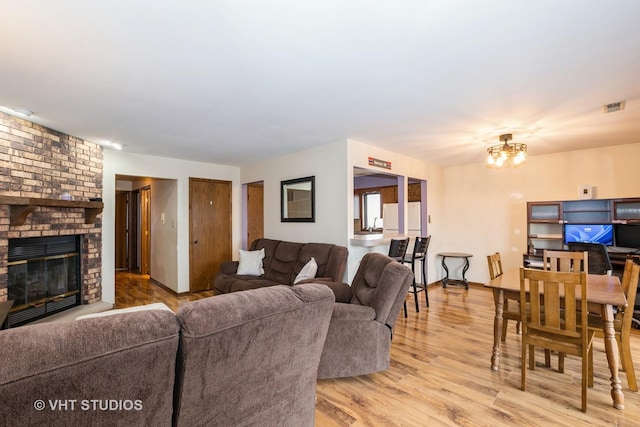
[{"x1": 0, "y1": 283, "x2": 334, "y2": 427}]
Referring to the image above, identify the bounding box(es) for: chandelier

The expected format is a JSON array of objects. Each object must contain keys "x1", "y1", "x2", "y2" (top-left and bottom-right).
[{"x1": 486, "y1": 133, "x2": 527, "y2": 167}]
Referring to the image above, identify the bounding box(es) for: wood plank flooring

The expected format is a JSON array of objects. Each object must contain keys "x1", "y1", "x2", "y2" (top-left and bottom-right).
[{"x1": 115, "y1": 272, "x2": 640, "y2": 426}]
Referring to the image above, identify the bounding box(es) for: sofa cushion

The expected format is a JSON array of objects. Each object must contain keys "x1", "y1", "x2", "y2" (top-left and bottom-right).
[
  {"x1": 173, "y1": 284, "x2": 334, "y2": 427},
  {"x1": 294, "y1": 257, "x2": 317, "y2": 284},
  {"x1": 296, "y1": 243, "x2": 334, "y2": 279},
  {"x1": 250, "y1": 238, "x2": 281, "y2": 274},
  {"x1": 264, "y1": 241, "x2": 304, "y2": 284},
  {"x1": 0, "y1": 309, "x2": 180, "y2": 426},
  {"x1": 236, "y1": 248, "x2": 265, "y2": 275}
]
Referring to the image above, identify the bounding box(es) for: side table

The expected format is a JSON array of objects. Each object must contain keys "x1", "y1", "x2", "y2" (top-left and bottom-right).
[{"x1": 438, "y1": 252, "x2": 473, "y2": 289}]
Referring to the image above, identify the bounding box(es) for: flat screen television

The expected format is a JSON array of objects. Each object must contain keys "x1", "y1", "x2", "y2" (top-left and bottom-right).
[
  {"x1": 614, "y1": 224, "x2": 640, "y2": 249},
  {"x1": 563, "y1": 223, "x2": 613, "y2": 246}
]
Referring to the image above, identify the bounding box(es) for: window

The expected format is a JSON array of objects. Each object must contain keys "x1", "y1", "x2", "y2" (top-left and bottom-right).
[{"x1": 363, "y1": 192, "x2": 381, "y2": 230}]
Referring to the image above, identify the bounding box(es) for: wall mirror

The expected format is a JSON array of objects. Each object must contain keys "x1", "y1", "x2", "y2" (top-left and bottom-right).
[{"x1": 281, "y1": 176, "x2": 315, "y2": 222}]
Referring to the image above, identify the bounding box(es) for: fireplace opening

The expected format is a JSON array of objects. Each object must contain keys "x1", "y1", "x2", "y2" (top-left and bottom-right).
[{"x1": 8, "y1": 235, "x2": 82, "y2": 327}]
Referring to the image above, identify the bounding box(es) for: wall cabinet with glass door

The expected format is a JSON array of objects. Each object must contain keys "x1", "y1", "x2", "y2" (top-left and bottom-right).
[
  {"x1": 613, "y1": 198, "x2": 640, "y2": 223},
  {"x1": 563, "y1": 199, "x2": 611, "y2": 223},
  {"x1": 527, "y1": 201, "x2": 564, "y2": 252}
]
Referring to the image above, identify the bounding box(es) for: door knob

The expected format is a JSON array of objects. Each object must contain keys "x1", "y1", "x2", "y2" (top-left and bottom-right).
[{"x1": 193, "y1": 240, "x2": 199, "y2": 244}]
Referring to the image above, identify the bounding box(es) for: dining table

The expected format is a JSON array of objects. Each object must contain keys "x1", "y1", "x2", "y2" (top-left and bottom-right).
[{"x1": 485, "y1": 267, "x2": 627, "y2": 410}]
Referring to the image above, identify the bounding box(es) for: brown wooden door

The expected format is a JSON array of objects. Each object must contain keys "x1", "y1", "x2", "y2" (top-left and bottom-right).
[
  {"x1": 189, "y1": 178, "x2": 232, "y2": 292},
  {"x1": 115, "y1": 191, "x2": 129, "y2": 269},
  {"x1": 247, "y1": 182, "x2": 264, "y2": 247}
]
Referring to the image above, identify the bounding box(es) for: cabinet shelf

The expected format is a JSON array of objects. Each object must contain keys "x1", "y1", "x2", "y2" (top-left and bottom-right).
[
  {"x1": 529, "y1": 234, "x2": 562, "y2": 239},
  {"x1": 0, "y1": 196, "x2": 103, "y2": 226}
]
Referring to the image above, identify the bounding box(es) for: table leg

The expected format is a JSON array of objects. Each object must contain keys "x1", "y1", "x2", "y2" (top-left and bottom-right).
[
  {"x1": 602, "y1": 303, "x2": 624, "y2": 410},
  {"x1": 462, "y1": 256, "x2": 470, "y2": 290},
  {"x1": 491, "y1": 288, "x2": 504, "y2": 371},
  {"x1": 441, "y1": 256, "x2": 449, "y2": 288}
]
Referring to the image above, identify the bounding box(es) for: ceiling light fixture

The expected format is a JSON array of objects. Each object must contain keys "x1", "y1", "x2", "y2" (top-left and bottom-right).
[
  {"x1": 486, "y1": 133, "x2": 527, "y2": 167},
  {"x1": 101, "y1": 141, "x2": 123, "y2": 150}
]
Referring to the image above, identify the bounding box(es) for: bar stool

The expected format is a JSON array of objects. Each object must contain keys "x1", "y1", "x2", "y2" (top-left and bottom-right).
[
  {"x1": 402, "y1": 236, "x2": 431, "y2": 314},
  {"x1": 388, "y1": 238, "x2": 410, "y2": 317},
  {"x1": 388, "y1": 238, "x2": 409, "y2": 263}
]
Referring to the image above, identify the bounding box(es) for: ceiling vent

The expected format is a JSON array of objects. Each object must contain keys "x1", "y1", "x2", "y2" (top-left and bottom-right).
[{"x1": 603, "y1": 101, "x2": 625, "y2": 114}]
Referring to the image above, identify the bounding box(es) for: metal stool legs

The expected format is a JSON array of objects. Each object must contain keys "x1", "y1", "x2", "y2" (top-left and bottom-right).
[{"x1": 403, "y1": 256, "x2": 429, "y2": 317}]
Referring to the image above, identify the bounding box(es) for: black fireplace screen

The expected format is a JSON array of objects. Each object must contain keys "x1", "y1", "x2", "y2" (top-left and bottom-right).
[{"x1": 7, "y1": 235, "x2": 81, "y2": 327}]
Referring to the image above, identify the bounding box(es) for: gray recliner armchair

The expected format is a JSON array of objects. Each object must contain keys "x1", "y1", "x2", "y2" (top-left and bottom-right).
[{"x1": 317, "y1": 252, "x2": 414, "y2": 379}]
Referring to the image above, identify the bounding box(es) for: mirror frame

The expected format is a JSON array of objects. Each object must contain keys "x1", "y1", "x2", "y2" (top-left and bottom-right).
[{"x1": 281, "y1": 176, "x2": 315, "y2": 222}]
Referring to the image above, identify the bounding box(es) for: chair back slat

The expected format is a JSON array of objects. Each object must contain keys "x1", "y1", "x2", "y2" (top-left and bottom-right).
[
  {"x1": 388, "y1": 238, "x2": 410, "y2": 261},
  {"x1": 412, "y1": 236, "x2": 431, "y2": 260},
  {"x1": 543, "y1": 250, "x2": 588, "y2": 273},
  {"x1": 487, "y1": 252, "x2": 503, "y2": 280}
]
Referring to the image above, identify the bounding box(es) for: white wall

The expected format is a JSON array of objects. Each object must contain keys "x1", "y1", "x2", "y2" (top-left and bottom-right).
[
  {"x1": 442, "y1": 142, "x2": 640, "y2": 284},
  {"x1": 102, "y1": 151, "x2": 241, "y2": 303},
  {"x1": 241, "y1": 139, "x2": 350, "y2": 248}
]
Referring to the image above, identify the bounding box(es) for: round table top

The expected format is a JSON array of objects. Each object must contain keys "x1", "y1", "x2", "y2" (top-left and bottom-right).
[{"x1": 437, "y1": 252, "x2": 473, "y2": 258}]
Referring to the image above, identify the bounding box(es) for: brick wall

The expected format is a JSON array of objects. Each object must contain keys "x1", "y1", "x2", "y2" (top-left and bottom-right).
[{"x1": 0, "y1": 111, "x2": 103, "y2": 304}]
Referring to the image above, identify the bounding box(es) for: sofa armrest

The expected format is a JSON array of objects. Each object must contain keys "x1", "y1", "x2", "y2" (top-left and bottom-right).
[
  {"x1": 219, "y1": 261, "x2": 239, "y2": 275},
  {"x1": 368, "y1": 262, "x2": 413, "y2": 328},
  {"x1": 298, "y1": 280, "x2": 352, "y2": 303},
  {"x1": 331, "y1": 302, "x2": 376, "y2": 321}
]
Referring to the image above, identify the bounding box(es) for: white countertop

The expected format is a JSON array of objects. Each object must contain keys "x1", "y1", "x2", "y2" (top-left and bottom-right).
[{"x1": 349, "y1": 233, "x2": 416, "y2": 247}]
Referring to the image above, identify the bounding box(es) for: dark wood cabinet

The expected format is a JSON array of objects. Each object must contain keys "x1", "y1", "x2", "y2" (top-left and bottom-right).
[{"x1": 525, "y1": 197, "x2": 640, "y2": 272}]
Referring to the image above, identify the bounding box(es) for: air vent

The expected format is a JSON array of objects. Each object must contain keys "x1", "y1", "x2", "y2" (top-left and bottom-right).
[{"x1": 603, "y1": 101, "x2": 625, "y2": 114}]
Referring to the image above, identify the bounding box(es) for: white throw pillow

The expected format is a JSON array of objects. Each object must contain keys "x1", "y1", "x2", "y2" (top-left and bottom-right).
[
  {"x1": 75, "y1": 302, "x2": 173, "y2": 320},
  {"x1": 237, "y1": 248, "x2": 265, "y2": 275},
  {"x1": 294, "y1": 257, "x2": 318, "y2": 284}
]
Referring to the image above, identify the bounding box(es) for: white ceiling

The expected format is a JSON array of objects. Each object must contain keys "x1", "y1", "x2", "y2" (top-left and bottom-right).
[{"x1": 1, "y1": 1, "x2": 639, "y2": 167}]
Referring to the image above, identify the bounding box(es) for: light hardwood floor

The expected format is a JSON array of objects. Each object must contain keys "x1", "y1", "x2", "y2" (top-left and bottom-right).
[{"x1": 115, "y1": 272, "x2": 640, "y2": 426}]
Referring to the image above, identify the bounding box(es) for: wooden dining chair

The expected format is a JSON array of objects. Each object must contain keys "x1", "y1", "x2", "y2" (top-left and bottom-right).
[
  {"x1": 543, "y1": 249, "x2": 588, "y2": 370},
  {"x1": 520, "y1": 267, "x2": 594, "y2": 412},
  {"x1": 586, "y1": 258, "x2": 640, "y2": 391},
  {"x1": 487, "y1": 252, "x2": 521, "y2": 340}
]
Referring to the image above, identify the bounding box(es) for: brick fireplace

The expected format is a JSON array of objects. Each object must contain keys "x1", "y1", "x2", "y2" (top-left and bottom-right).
[{"x1": 0, "y1": 111, "x2": 103, "y2": 322}]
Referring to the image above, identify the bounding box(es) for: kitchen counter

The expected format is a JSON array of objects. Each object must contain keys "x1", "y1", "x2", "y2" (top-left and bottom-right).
[{"x1": 349, "y1": 232, "x2": 417, "y2": 248}]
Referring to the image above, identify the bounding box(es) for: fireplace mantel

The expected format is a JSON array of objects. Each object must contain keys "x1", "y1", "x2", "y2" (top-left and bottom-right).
[{"x1": 0, "y1": 196, "x2": 104, "y2": 226}]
